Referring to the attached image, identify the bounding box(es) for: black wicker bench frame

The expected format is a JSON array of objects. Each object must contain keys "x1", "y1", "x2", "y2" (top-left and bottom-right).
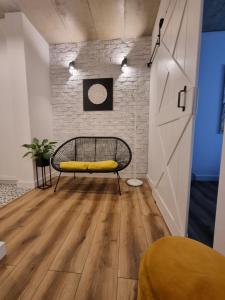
[{"x1": 51, "y1": 136, "x2": 132, "y2": 194}]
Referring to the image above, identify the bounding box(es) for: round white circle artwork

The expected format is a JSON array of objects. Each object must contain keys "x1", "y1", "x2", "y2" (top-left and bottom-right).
[{"x1": 88, "y1": 84, "x2": 108, "y2": 105}]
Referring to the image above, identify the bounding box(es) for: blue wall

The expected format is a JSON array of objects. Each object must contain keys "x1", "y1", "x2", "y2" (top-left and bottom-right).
[{"x1": 192, "y1": 31, "x2": 224, "y2": 181}]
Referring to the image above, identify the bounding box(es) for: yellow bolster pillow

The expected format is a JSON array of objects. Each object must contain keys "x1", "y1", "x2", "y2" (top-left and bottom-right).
[
  {"x1": 88, "y1": 160, "x2": 118, "y2": 170},
  {"x1": 59, "y1": 161, "x2": 89, "y2": 170},
  {"x1": 59, "y1": 160, "x2": 118, "y2": 171}
]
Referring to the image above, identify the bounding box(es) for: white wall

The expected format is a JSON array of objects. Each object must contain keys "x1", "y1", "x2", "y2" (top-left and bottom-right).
[
  {"x1": 192, "y1": 32, "x2": 225, "y2": 181},
  {"x1": 5, "y1": 13, "x2": 34, "y2": 185},
  {"x1": 23, "y1": 15, "x2": 53, "y2": 140},
  {"x1": 0, "y1": 19, "x2": 17, "y2": 182},
  {"x1": 0, "y1": 12, "x2": 53, "y2": 187},
  {"x1": 50, "y1": 38, "x2": 151, "y2": 177}
]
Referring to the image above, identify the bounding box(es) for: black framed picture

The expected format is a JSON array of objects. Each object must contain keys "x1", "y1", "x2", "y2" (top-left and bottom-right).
[{"x1": 83, "y1": 78, "x2": 113, "y2": 111}]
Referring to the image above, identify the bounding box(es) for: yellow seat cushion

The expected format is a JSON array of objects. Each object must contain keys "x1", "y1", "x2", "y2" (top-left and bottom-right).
[
  {"x1": 59, "y1": 161, "x2": 89, "y2": 170},
  {"x1": 138, "y1": 236, "x2": 225, "y2": 300},
  {"x1": 87, "y1": 160, "x2": 118, "y2": 170},
  {"x1": 59, "y1": 160, "x2": 118, "y2": 171}
]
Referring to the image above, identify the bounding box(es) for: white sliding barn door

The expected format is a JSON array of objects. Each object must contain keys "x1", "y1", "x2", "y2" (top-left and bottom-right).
[{"x1": 148, "y1": 0, "x2": 203, "y2": 235}]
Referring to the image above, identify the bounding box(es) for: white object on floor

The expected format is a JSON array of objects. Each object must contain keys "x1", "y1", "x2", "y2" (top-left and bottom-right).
[
  {"x1": 0, "y1": 241, "x2": 6, "y2": 260},
  {"x1": 127, "y1": 178, "x2": 143, "y2": 187}
]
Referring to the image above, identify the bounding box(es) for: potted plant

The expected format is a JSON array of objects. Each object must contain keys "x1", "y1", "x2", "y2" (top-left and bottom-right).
[{"x1": 22, "y1": 138, "x2": 57, "y2": 167}]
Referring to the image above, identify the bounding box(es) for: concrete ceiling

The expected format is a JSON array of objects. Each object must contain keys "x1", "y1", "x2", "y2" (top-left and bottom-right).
[
  {"x1": 203, "y1": 0, "x2": 225, "y2": 32},
  {"x1": 0, "y1": 0, "x2": 160, "y2": 44}
]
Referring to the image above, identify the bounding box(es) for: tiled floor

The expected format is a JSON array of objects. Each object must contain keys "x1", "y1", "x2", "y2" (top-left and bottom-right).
[{"x1": 0, "y1": 183, "x2": 31, "y2": 207}]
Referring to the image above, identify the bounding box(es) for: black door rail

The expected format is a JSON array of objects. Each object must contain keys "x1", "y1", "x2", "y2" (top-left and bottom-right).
[{"x1": 147, "y1": 18, "x2": 164, "y2": 68}]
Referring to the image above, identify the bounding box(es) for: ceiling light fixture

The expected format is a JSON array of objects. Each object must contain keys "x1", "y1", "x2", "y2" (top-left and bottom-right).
[{"x1": 69, "y1": 60, "x2": 76, "y2": 75}]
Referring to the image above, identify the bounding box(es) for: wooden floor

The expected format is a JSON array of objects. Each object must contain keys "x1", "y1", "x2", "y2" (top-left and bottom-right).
[{"x1": 0, "y1": 177, "x2": 169, "y2": 300}]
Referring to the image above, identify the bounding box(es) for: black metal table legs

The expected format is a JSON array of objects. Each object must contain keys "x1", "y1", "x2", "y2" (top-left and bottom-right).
[
  {"x1": 36, "y1": 164, "x2": 52, "y2": 189},
  {"x1": 116, "y1": 171, "x2": 121, "y2": 195},
  {"x1": 54, "y1": 172, "x2": 62, "y2": 192}
]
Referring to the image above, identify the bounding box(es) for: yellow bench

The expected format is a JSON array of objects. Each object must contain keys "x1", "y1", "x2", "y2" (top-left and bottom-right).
[{"x1": 51, "y1": 137, "x2": 132, "y2": 194}]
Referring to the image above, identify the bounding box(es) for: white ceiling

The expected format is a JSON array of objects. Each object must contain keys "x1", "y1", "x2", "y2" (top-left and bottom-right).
[{"x1": 0, "y1": 0, "x2": 160, "y2": 44}]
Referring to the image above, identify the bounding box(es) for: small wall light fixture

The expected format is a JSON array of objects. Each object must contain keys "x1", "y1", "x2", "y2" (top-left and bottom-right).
[
  {"x1": 121, "y1": 57, "x2": 128, "y2": 70},
  {"x1": 69, "y1": 60, "x2": 76, "y2": 75}
]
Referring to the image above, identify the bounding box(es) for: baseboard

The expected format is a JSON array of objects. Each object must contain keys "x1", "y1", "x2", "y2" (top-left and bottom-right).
[
  {"x1": 0, "y1": 171, "x2": 58, "y2": 189},
  {"x1": 34, "y1": 170, "x2": 58, "y2": 182},
  {"x1": 17, "y1": 170, "x2": 58, "y2": 189},
  {"x1": 146, "y1": 173, "x2": 154, "y2": 189},
  {"x1": 0, "y1": 175, "x2": 17, "y2": 184},
  {"x1": 17, "y1": 180, "x2": 35, "y2": 189},
  {"x1": 152, "y1": 188, "x2": 182, "y2": 235},
  {"x1": 1, "y1": 171, "x2": 147, "y2": 185},
  {"x1": 192, "y1": 173, "x2": 219, "y2": 181},
  {"x1": 146, "y1": 173, "x2": 181, "y2": 236},
  {"x1": 0, "y1": 179, "x2": 18, "y2": 184},
  {"x1": 0, "y1": 241, "x2": 6, "y2": 260}
]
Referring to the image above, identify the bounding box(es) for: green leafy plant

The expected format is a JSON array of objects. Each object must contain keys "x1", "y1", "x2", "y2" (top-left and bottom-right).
[{"x1": 22, "y1": 138, "x2": 57, "y2": 161}]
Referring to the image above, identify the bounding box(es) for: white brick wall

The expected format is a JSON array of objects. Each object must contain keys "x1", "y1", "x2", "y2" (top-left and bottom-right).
[{"x1": 50, "y1": 37, "x2": 151, "y2": 177}]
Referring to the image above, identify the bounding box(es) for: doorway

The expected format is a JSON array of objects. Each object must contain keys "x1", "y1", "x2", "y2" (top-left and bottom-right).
[{"x1": 187, "y1": 2, "x2": 225, "y2": 246}]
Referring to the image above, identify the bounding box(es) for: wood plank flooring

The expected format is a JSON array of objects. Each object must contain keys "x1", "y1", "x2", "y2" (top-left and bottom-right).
[
  {"x1": 188, "y1": 180, "x2": 218, "y2": 247},
  {"x1": 0, "y1": 177, "x2": 170, "y2": 300}
]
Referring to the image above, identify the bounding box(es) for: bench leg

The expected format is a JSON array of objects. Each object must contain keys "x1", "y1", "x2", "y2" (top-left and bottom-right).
[
  {"x1": 116, "y1": 172, "x2": 121, "y2": 195},
  {"x1": 54, "y1": 172, "x2": 61, "y2": 192}
]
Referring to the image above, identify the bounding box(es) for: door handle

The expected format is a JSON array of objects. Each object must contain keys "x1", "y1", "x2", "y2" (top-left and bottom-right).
[{"x1": 177, "y1": 86, "x2": 187, "y2": 111}]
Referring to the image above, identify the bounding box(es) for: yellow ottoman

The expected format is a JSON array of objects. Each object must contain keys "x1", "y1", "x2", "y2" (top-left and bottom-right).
[{"x1": 138, "y1": 236, "x2": 225, "y2": 300}]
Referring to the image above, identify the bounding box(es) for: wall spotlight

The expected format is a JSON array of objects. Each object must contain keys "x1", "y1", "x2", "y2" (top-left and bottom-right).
[
  {"x1": 69, "y1": 60, "x2": 76, "y2": 75},
  {"x1": 121, "y1": 57, "x2": 128, "y2": 70}
]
